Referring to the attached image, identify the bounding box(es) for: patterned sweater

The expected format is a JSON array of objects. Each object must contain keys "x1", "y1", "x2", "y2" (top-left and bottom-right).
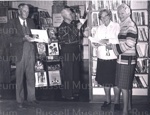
[{"x1": 112, "y1": 17, "x2": 138, "y2": 65}]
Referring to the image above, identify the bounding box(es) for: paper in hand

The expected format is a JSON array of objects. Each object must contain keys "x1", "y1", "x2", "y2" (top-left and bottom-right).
[
  {"x1": 88, "y1": 36, "x2": 100, "y2": 44},
  {"x1": 31, "y1": 29, "x2": 49, "y2": 43}
]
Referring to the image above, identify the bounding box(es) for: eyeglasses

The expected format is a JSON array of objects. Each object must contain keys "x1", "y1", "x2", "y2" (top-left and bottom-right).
[{"x1": 101, "y1": 14, "x2": 109, "y2": 20}]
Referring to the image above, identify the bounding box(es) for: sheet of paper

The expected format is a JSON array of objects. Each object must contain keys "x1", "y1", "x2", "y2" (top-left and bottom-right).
[
  {"x1": 31, "y1": 29, "x2": 49, "y2": 43},
  {"x1": 88, "y1": 36, "x2": 100, "y2": 44}
]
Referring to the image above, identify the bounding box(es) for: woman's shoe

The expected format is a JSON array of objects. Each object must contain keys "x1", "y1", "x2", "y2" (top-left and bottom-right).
[{"x1": 101, "y1": 101, "x2": 111, "y2": 109}]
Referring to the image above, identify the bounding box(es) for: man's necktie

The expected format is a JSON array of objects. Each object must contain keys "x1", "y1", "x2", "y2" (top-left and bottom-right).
[{"x1": 23, "y1": 21, "x2": 26, "y2": 27}]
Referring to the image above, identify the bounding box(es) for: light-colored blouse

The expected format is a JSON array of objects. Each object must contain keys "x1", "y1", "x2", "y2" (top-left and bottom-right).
[{"x1": 93, "y1": 21, "x2": 120, "y2": 60}]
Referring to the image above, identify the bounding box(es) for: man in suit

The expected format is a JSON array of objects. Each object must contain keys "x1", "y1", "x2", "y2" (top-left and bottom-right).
[{"x1": 4, "y1": 3, "x2": 38, "y2": 108}]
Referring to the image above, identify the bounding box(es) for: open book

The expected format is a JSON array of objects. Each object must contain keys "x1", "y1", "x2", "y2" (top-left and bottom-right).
[
  {"x1": 88, "y1": 36, "x2": 100, "y2": 44},
  {"x1": 88, "y1": 36, "x2": 109, "y2": 45}
]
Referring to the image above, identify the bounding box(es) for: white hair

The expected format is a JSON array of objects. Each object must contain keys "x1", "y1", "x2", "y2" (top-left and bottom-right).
[
  {"x1": 61, "y1": 8, "x2": 71, "y2": 18},
  {"x1": 117, "y1": 3, "x2": 131, "y2": 15}
]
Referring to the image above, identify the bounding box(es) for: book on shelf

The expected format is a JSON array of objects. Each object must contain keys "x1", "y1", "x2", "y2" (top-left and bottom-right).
[
  {"x1": 47, "y1": 64, "x2": 61, "y2": 71},
  {"x1": 136, "y1": 43, "x2": 148, "y2": 57},
  {"x1": 35, "y1": 71, "x2": 47, "y2": 87},
  {"x1": 35, "y1": 60, "x2": 44, "y2": 71},
  {"x1": 48, "y1": 42, "x2": 59, "y2": 56},
  {"x1": 92, "y1": 12, "x2": 99, "y2": 26},
  {"x1": 138, "y1": 27, "x2": 148, "y2": 41},
  {"x1": 112, "y1": 12, "x2": 120, "y2": 23},
  {"x1": 8, "y1": 10, "x2": 18, "y2": 20},
  {"x1": 132, "y1": 11, "x2": 148, "y2": 26},
  {"x1": 139, "y1": 76, "x2": 148, "y2": 88},
  {"x1": 48, "y1": 70, "x2": 61, "y2": 86},
  {"x1": 135, "y1": 76, "x2": 144, "y2": 88},
  {"x1": 90, "y1": 0, "x2": 131, "y2": 11},
  {"x1": 135, "y1": 59, "x2": 148, "y2": 74},
  {"x1": 133, "y1": 76, "x2": 148, "y2": 88},
  {"x1": 36, "y1": 43, "x2": 46, "y2": 55}
]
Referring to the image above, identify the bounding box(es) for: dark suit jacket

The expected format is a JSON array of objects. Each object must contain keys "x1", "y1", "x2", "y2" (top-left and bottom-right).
[{"x1": 4, "y1": 18, "x2": 36, "y2": 63}]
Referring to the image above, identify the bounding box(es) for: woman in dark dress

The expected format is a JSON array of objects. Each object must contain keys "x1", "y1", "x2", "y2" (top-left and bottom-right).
[{"x1": 91, "y1": 9, "x2": 120, "y2": 109}]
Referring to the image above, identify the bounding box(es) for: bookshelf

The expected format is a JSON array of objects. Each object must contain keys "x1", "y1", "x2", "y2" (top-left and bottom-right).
[
  {"x1": 86, "y1": 0, "x2": 150, "y2": 102},
  {"x1": 29, "y1": 5, "x2": 52, "y2": 29},
  {"x1": 0, "y1": 1, "x2": 18, "y2": 83},
  {"x1": 30, "y1": 6, "x2": 61, "y2": 87}
]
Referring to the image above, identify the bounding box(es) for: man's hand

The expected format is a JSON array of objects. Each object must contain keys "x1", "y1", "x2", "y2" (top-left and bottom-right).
[{"x1": 24, "y1": 35, "x2": 35, "y2": 42}]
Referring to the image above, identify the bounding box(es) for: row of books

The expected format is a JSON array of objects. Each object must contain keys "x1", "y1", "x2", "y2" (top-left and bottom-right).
[
  {"x1": 35, "y1": 70, "x2": 61, "y2": 87},
  {"x1": 91, "y1": 11, "x2": 148, "y2": 27},
  {"x1": 35, "y1": 60, "x2": 61, "y2": 72},
  {"x1": 133, "y1": 76, "x2": 148, "y2": 88},
  {"x1": 36, "y1": 42, "x2": 59, "y2": 56},
  {"x1": 138, "y1": 27, "x2": 148, "y2": 41},
  {"x1": 136, "y1": 43, "x2": 148, "y2": 58},
  {"x1": 39, "y1": 11, "x2": 50, "y2": 18},
  {"x1": 87, "y1": 0, "x2": 131, "y2": 11},
  {"x1": 39, "y1": 11, "x2": 52, "y2": 26},
  {"x1": 132, "y1": 11, "x2": 148, "y2": 26},
  {"x1": 40, "y1": 17, "x2": 52, "y2": 25},
  {"x1": 53, "y1": 1, "x2": 67, "y2": 6},
  {"x1": 8, "y1": 10, "x2": 18, "y2": 20},
  {"x1": 135, "y1": 59, "x2": 148, "y2": 74}
]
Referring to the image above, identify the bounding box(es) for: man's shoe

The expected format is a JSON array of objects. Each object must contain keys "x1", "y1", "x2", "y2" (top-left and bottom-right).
[
  {"x1": 18, "y1": 103, "x2": 26, "y2": 109},
  {"x1": 101, "y1": 101, "x2": 111, "y2": 110},
  {"x1": 114, "y1": 104, "x2": 121, "y2": 111}
]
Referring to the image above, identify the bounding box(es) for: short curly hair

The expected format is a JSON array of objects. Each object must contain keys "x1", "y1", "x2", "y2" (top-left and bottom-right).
[
  {"x1": 117, "y1": 3, "x2": 131, "y2": 15},
  {"x1": 98, "y1": 9, "x2": 112, "y2": 20}
]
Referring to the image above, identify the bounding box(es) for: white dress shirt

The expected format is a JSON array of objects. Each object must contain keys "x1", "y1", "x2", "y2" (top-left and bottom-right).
[
  {"x1": 93, "y1": 21, "x2": 120, "y2": 60},
  {"x1": 19, "y1": 16, "x2": 27, "y2": 26}
]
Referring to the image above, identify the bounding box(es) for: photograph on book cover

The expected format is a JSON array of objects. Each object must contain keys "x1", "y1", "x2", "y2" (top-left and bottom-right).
[
  {"x1": 36, "y1": 43, "x2": 46, "y2": 55},
  {"x1": 35, "y1": 71, "x2": 47, "y2": 87},
  {"x1": 48, "y1": 42, "x2": 59, "y2": 55}
]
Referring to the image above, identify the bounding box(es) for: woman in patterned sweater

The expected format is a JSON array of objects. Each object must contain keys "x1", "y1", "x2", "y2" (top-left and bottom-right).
[{"x1": 107, "y1": 3, "x2": 138, "y2": 115}]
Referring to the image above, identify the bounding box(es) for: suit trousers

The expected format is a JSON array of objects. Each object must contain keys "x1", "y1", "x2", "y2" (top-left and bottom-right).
[{"x1": 16, "y1": 42, "x2": 35, "y2": 103}]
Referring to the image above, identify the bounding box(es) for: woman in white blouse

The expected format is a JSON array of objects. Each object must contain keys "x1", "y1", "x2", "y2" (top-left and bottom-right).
[{"x1": 92, "y1": 9, "x2": 120, "y2": 109}]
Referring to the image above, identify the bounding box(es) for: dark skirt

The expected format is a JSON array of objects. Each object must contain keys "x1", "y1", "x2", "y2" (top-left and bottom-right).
[
  {"x1": 115, "y1": 63, "x2": 136, "y2": 90},
  {"x1": 95, "y1": 59, "x2": 117, "y2": 87}
]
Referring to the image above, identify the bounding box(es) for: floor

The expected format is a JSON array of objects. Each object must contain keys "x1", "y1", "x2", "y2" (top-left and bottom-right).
[
  {"x1": 0, "y1": 60, "x2": 150, "y2": 115},
  {"x1": 1, "y1": 100, "x2": 150, "y2": 115}
]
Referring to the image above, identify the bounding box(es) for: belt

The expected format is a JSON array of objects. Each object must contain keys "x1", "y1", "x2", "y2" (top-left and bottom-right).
[
  {"x1": 119, "y1": 55, "x2": 136, "y2": 60},
  {"x1": 118, "y1": 55, "x2": 137, "y2": 65},
  {"x1": 98, "y1": 59, "x2": 116, "y2": 61}
]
